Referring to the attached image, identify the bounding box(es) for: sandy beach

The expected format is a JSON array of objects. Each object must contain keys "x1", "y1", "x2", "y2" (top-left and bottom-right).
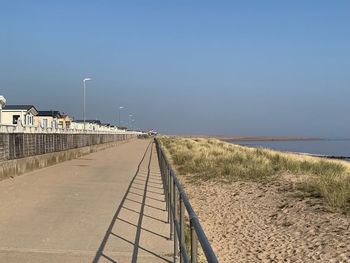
[
  {"x1": 160, "y1": 136, "x2": 350, "y2": 262},
  {"x1": 181, "y1": 177, "x2": 350, "y2": 262}
]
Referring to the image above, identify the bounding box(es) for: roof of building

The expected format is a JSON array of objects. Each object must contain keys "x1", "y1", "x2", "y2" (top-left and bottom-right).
[
  {"x1": 37, "y1": 111, "x2": 62, "y2": 117},
  {"x1": 3, "y1": 105, "x2": 37, "y2": 111},
  {"x1": 60, "y1": 113, "x2": 71, "y2": 118},
  {"x1": 3, "y1": 105, "x2": 39, "y2": 115},
  {"x1": 74, "y1": 120, "x2": 102, "y2": 125},
  {"x1": 0, "y1": 96, "x2": 6, "y2": 105}
]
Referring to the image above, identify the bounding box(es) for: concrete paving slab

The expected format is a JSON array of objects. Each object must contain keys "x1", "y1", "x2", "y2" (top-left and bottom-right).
[{"x1": 0, "y1": 139, "x2": 173, "y2": 262}]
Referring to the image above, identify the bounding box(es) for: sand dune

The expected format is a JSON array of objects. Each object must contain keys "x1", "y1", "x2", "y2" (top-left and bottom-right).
[{"x1": 182, "y1": 178, "x2": 350, "y2": 262}]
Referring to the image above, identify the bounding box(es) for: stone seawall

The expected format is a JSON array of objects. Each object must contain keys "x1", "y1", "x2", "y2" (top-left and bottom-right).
[
  {"x1": 0, "y1": 133, "x2": 136, "y2": 180},
  {"x1": 0, "y1": 133, "x2": 133, "y2": 161}
]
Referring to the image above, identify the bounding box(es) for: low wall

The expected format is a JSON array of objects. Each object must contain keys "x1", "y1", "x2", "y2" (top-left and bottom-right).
[
  {"x1": 0, "y1": 133, "x2": 136, "y2": 180},
  {"x1": 0, "y1": 133, "x2": 133, "y2": 161},
  {"x1": 0, "y1": 139, "x2": 131, "y2": 180}
]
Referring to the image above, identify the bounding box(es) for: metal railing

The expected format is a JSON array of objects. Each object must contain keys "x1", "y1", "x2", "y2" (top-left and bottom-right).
[
  {"x1": 0, "y1": 123, "x2": 142, "y2": 135},
  {"x1": 155, "y1": 138, "x2": 219, "y2": 263}
]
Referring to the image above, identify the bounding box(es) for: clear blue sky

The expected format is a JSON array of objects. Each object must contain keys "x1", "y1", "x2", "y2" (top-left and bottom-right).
[{"x1": 1, "y1": 1, "x2": 349, "y2": 136}]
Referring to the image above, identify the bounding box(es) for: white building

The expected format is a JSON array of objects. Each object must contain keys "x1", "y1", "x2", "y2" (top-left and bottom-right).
[
  {"x1": 2, "y1": 105, "x2": 38, "y2": 126},
  {"x1": 0, "y1": 96, "x2": 6, "y2": 124},
  {"x1": 35, "y1": 111, "x2": 61, "y2": 129}
]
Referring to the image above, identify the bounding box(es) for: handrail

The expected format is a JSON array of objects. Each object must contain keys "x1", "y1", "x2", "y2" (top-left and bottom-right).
[
  {"x1": 0, "y1": 123, "x2": 142, "y2": 135},
  {"x1": 155, "y1": 138, "x2": 219, "y2": 263}
]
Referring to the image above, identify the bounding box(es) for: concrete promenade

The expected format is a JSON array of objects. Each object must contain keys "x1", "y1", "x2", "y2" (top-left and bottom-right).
[{"x1": 0, "y1": 139, "x2": 173, "y2": 262}]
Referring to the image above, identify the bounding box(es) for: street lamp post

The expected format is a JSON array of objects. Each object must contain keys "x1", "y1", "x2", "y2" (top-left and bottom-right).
[
  {"x1": 128, "y1": 114, "x2": 133, "y2": 130},
  {"x1": 118, "y1": 106, "x2": 124, "y2": 127},
  {"x1": 83, "y1": 77, "x2": 92, "y2": 131}
]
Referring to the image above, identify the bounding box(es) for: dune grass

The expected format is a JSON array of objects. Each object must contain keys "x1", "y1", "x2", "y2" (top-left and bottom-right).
[{"x1": 159, "y1": 137, "x2": 350, "y2": 211}]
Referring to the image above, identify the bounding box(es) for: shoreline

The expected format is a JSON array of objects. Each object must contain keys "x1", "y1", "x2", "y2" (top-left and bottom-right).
[
  {"x1": 179, "y1": 135, "x2": 324, "y2": 142},
  {"x1": 219, "y1": 136, "x2": 323, "y2": 142},
  {"x1": 179, "y1": 135, "x2": 350, "y2": 142},
  {"x1": 230, "y1": 141, "x2": 350, "y2": 161}
]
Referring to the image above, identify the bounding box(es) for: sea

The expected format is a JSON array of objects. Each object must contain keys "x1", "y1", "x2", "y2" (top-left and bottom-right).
[{"x1": 231, "y1": 139, "x2": 350, "y2": 161}]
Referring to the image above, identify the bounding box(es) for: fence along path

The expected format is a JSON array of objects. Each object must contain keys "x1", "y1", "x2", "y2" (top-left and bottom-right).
[
  {"x1": 0, "y1": 133, "x2": 134, "y2": 161},
  {"x1": 156, "y1": 138, "x2": 219, "y2": 263}
]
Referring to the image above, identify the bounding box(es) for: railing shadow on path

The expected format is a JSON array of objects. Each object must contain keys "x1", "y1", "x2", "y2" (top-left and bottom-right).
[{"x1": 92, "y1": 141, "x2": 172, "y2": 263}]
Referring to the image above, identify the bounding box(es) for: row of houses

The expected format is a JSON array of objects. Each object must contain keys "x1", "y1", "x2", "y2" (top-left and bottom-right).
[
  {"x1": 0, "y1": 96, "x2": 129, "y2": 133},
  {"x1": 1, "y1": 105, "x2": 73, "y2": 129}
]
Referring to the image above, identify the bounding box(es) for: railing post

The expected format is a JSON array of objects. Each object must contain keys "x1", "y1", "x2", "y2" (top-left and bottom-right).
[
  {"x1": 169, "y1": 171, "x2": 174, "y2": 241},
  {"x1": 180, "y1": 196, "x2": 185, "y2": 263},
  {"x1": 173, "y1": 182, "x2": 179, "y2": 262},
  {"x1": 161, "y1": 153, "x2": 169, "y2": 216},
  {"x1": 166, "y1": 166, "x2": 170, "y2": 222},
  {"x1": 190, "y1": 220, "x2": 198, "y2": 263},
  {"x1": 163, "y1": 155, "x2": 170, "y2": 224},
  {"x1": 162, "y1": 160, "x2": 166, "y2": 199}
]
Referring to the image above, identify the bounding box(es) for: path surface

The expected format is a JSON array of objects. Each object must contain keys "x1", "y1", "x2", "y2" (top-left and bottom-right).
[{"x1": 0, "y1": 139, "x2": 173, "y2": 262}]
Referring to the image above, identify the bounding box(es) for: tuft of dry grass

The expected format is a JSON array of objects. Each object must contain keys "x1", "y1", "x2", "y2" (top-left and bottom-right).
[{"x1": 159, "y1": 137, "x2": 350, "y2": 211}]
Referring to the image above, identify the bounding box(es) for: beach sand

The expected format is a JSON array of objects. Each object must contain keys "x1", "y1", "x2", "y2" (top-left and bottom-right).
[{"x1": 180, "y1": 176, "x2": 350, "y2": 262}]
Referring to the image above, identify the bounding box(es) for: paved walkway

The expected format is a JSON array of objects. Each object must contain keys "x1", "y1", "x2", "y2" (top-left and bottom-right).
[{"x1": 0, "y1": 139, "x2": 173, "y2": 262}]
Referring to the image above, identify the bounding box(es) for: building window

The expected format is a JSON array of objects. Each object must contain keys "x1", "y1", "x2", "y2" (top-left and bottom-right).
[
  {"x1": 52, "y1": 119, "x2": 58, "y2": 129},
  {"x1": 25, "y1": 114, "x2": 31, "y2": 125},
  {"x1": 13, "y1": 115, "x2": 20, "y2": 124},
  {"x1": 42, "y1": 119, "x2": 48, "y2": 128}
]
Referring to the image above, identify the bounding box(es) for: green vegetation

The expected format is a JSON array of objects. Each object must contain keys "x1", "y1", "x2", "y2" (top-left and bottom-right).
[{"x1": 159, "y1": 137, "x2": 350, "y2": 211}]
